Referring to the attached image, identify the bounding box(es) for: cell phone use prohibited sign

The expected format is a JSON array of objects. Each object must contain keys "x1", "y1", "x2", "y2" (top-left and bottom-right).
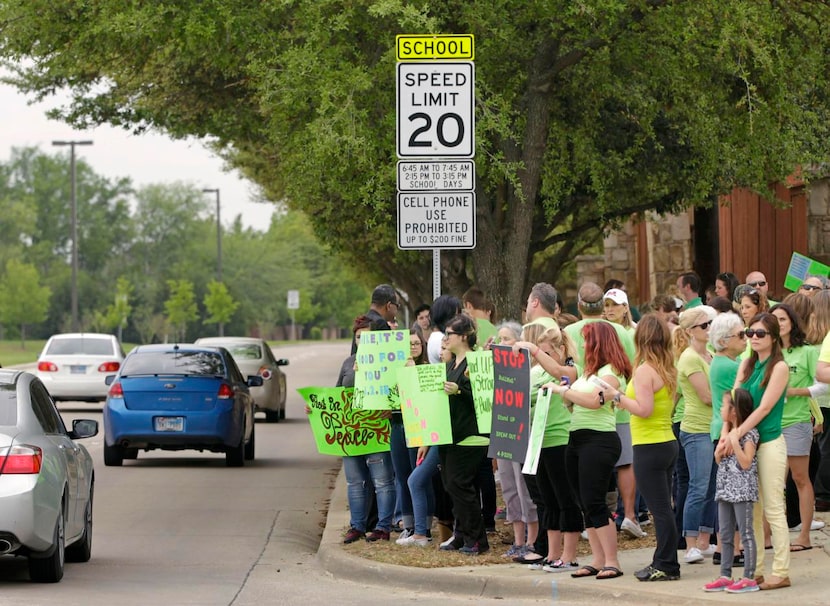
[
  {"x1": 396, "y1": 62, "x2": 474, "y2": 158},
  {"x1": 397, "y1": 192, "x2": 476, "y2": 250}
]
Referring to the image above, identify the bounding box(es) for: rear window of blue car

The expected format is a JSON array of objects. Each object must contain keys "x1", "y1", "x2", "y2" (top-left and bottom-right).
[
  {"x1": 0, "y1": 386, "x2": 17, "y2": 425},
  {"x1": 121, "y1": 351, "x2": 226, "y2": 376}
]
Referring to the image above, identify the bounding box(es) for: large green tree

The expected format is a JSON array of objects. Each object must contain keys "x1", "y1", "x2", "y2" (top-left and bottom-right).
[
  {"x1": 0, "y1": 258, "x2": 51, "y2": 347},
  {"x1": 4, "y1": 0, "x2": 830, "y2": 318}
]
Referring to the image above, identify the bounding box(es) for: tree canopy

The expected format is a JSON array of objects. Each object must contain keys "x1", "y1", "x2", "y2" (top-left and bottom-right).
[{"x1": 3, "y1": 0, "x2": 830, "y2": 318}]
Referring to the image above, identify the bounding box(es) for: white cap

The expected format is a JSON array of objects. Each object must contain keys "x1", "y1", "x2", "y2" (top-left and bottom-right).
[{"x1": 603, "y1": 288, "x2": 629, "y2": 306}]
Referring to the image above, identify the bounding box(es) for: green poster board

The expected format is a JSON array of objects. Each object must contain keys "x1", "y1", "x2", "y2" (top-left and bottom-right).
[
  {"x1": 397, "y1": 364, "x2": 453, "y2": 447},
  {"x1": 298, "y1": 386, "x2": 391, "y2": 456},
  {"x1": 467, "y1": 349, "x2": 494, "y2": 434},
  {"x1": 353, "y1": 330, "x2": 409, "y2": 409},
  {"x1": 784, "y1": 252, "x2": 830, "y2": 292},
  {"x1": 522, "y1": 387, "x2": 551, "y2": 475}
]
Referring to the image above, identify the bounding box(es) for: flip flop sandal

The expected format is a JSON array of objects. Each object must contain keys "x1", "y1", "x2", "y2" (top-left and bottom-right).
[
  {"x1": 789, "y1": 544, "x2": 813, "y2": 552},
  {"x1": 596, "y1": 566, "x2": 624, "y2": 579},
  {"x1": 570, "y1": 565, "x2": 600, "y2": 578}
]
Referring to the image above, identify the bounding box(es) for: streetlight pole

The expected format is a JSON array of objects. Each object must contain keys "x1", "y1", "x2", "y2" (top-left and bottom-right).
[
  {"x1": 202, "y1": 188, "x2": 222, "y2": 282},
  {"x1": 52, "y1": 139, "x2": 93, "y2": 332}
]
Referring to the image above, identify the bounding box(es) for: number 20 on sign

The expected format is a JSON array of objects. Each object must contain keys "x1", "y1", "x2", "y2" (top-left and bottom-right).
[{"x1": 396, "y1": 62, "x2": 474, "y2": 158}]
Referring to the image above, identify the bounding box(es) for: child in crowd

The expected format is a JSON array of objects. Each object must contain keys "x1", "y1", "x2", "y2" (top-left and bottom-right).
[{"x1": 704, "y1": 388, "x2": 760, "y2": 593}]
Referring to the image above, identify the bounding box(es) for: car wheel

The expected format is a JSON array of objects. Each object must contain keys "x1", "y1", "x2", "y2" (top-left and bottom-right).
[
  {"x1": 29, "y1": 507, "x2": 65, "y2": 583},
  {"x1": 66, "y1": 483, "x2": 93, "y2": 563},
  {"x1": 103, "y1": 443, "x2": 124, "y2": 467},
  {"x1": 244, "y1": 422, "x2": 256, "y2": 461},
  {"x1": 123, "y1": 448, "x2": 139, "y2": 460},
  {"x1": 226, "y1": 434, "x2": 245, "y2": 467},
  {"x1": 265, "y1": 409, "x2": 280, "y2": 423}
]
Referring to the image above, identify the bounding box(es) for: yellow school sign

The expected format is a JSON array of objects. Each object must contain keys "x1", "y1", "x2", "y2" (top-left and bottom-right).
[{"x1": 396, "y1": 34, "x2": 475, "y2": 61}]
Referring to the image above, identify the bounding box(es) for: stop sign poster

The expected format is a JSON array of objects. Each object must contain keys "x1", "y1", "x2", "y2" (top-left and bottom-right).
[{"x1": 487, "y1": 345, "x2": 531, "y2": 463}]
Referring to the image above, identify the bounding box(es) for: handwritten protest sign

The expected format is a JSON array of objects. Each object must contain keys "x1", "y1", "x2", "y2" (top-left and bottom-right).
[
  {"x1": 784, "y1": 251, "x2": 830, "y2": 292},
  {"x1": 353, "y1": 330, "x2": 409, "y2": 409},
  {"x1": 397, "y1": 364, "x2": 453, "y2": 447},
  {"x1": 467, "y1": 349, "x2": 494, "y2": 434},
  {"x1": 298, "y1": 387, "x2": 390, "y2": 456},
  {"x1": 522, "y1": 387, "x2": 551, "y2": 475},
  {"x1": 487, "y1": 345, "x2": 531, "y2": 463}
]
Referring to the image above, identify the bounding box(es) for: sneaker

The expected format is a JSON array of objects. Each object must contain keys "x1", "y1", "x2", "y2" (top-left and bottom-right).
[
  {"x1": 789, "y1": 519, "x2": 826, "y2": 532},
  {"x1": 439, "y1": 534, "x2": 463, "y2": 551},
  {"x1": 495, "y1": 506, "x2": 507, "y2": 520},
  {"x1": 459, "y1": 541, "x2": 489, "y2": 555},
  {"x1": 638, "y1": 512, "x2": 652, "y2": 527},
  {"x1": 733, "y1": 552, "x2": 745, "y2": 567},
  {"x1": 343, "y1": 527, "x2": 365, "y2": 544},
  {"x1": 365, "y1": 529, "x2": 390, "y2": 542},
  {"x1": 527, "y1": 559, "x2": 552, "y2": 571},
  {"x1": 390, "y1": 521, "x2": 404, "y2": 533},
  {"x1": 580, "y1": 530, "x2": 588, "y2": 540},
  {"x1": 724, "y1": 578, "x2": 760, "y2": 594},
  {"x1": 684, "y1": 547, "x2": 704, "y2": 564},
  {"x1": 699, "y1": 544, "x2": 717, "y2": 557},
  {"x1": 712, "y1": 552, "x2": 721, "y2": 565},
  {"x1": 543, "y1": 559, "x2": 580, "y2": 573},
  {"x1": 635, "y1": 565, "x2": 679, "y2": 582},
  {"x1": 396, "y1": 534, "x2": 429, "y2": 547},
  {"x1": 398, "y1": 528, "x2": 413, "y2": 540},
  {"x1": 704, "y1": 576, "x2": 734, "y2": 592},
  {"x1": 621, "y1": 517, "x2": 647, "y2": 539}
]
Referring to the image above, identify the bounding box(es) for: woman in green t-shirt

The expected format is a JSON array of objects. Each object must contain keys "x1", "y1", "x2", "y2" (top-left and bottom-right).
[
  {"x1": 552, "y1": 322, "x2": 632, "y2": 580},
  {"x1": 770, "y1": 303, "x2": 820, "y2": 552},
  {"x1": 730, "y1": 312, "x2": 790, "y2": 590}
]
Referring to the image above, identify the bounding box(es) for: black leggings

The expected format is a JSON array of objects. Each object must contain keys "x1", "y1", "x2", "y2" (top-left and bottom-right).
[
  {"x1": 634, "y1": 440, "x2": 680, "y2": 576},
  {"x1": 566, "y1": 429, "x2": 621, "y2": 528},
  {"x1": 537, "y1": 444, "x2": 583, "y2": 532}
]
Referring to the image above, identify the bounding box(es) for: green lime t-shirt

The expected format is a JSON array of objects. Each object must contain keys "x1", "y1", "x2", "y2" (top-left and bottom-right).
[
  {"x1": 568, "y1": 364, "x2": 625, "y2": 433},
  {"x1": 709, "y1": 354, "x2": 740, "y2": 440},
  {"x1": 678, "y1": 348, "x2": 712, "y2": 434},
  {"x1": 474, "y1": 318, "x2": 498, "y2": 348},
  {"x1": 740, "y1": 357, "x2": 785, "y2": 443},
  {"x1": 564, "y1": 318, "x2": 636, "y2": 369},
  {"x1": 781, "y1": 345, "x2": 818, "y2": 428}
]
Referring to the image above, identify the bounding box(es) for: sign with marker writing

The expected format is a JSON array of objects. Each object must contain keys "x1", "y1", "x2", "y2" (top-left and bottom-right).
[
  {"x1": 466, "y1": 349, "x2": 494, "y2": 434},
  {"x1": 487, "y1": 345, "x2": 531, "y2": 463},
  {"x1": 299, "y1": 387, "x2": 391, "y2": 456},
  {"x1": 353, "y1": 330, "x2": 409, "y2": 409},
  {"x1": 396, "y1": 364, "x2": 453, "y2": 447}
]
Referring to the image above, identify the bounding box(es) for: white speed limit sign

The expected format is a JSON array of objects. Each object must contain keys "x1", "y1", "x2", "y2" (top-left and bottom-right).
[{"x1": 396, "y1": 62, "x2": 474, "y2": 158}]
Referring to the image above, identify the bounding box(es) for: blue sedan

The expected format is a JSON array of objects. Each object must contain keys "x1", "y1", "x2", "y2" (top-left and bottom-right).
[{"x1": 102, "y1": 344, "x2": 261, "y2": 467}]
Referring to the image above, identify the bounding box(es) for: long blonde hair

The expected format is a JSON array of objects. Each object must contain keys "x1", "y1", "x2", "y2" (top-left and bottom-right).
[
  {"x1": 807, "y1": 290, "x2": 830, "y2": 345},
  {"x1": 635, "y1": 314, "x2": 677, "y2": 397},
  {"x1": 537, "y1": 324, "x2": 576, "y2": 363}
]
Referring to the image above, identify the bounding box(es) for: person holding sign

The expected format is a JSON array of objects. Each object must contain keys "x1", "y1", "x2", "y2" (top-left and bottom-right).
[
  {"x1": 553, "y1": 322, "x2": 632, "y2": 580},
  {"x1": 438, "y1": 313, "x2": 491, "y2": 555}
]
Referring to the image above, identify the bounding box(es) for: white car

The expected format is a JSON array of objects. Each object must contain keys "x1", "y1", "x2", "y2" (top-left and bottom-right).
[
  {"x1": 0, "y1": 369, "x2": 98, "y2": 582},
  {"x1": 194, "y1": 337, "x2": 288, "y2": 422},
  {"x1": 36, "y1": 333, "x2": 126, "y2": 402}
]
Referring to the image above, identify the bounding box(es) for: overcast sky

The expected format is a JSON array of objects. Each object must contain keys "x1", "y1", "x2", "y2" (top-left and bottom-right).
[{"x1": 0, "y1": 74, "x2": 274, "y2": 231}]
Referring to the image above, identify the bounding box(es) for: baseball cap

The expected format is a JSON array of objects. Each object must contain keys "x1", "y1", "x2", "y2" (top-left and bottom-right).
[{"x1": 603, "y1": 288, "x2": 629, "y2": 306}]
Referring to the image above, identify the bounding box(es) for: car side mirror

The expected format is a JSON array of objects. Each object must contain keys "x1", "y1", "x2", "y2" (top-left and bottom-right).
[
  {"x1": 275, "y1": 359, "x2": 290, "y2": 366},
  {"x1": 70, "y1": 419, "x2": 99, "y2": 440},
  {"x1": 247, "y1": 376, "x2": 264, "y2": 387}
]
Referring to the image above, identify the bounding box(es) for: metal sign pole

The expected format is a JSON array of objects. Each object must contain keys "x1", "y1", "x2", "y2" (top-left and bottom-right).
[{"x1": 433, "y1": 249, "x2": 441, "y2": 300}]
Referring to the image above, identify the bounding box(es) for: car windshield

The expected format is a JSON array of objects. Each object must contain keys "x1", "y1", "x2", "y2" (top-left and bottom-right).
[
  {"x1": 121, "y1": 351, "x2": 226, "y2": 376},
  {"x1": 0, "y1": 386, "x2": 17, "y2": 425},
  {"x1": 226, "y1": 344, "x2": 262, "y2": 360},
  {"x1": 46, "y1": 337, "x2": 114, "y2": 356}
]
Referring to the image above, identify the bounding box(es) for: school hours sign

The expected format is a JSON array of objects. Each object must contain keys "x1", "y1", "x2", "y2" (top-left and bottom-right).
[{"x1": 396, "y1": 62, "x2": 475, "y2": 158}]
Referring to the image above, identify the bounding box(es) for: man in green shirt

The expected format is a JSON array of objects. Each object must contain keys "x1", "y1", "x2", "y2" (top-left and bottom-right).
[
  {"x1": 523, "y1": 282, "x2": 559, "y2": 330},
  {"x1": 563, "y1": 282, "x2": 636, "y2": 367},
  {"x1": 746, "y1": 270, "x2": 777, "y2": 305},
  {"x1": 462, "y1": 286, "x2": 498, "y2": 345},
  {"x1": 676, "y1": 271, "x2": 702, "y2": 310}
]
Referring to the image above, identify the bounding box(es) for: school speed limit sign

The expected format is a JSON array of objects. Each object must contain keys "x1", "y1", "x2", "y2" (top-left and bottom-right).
[{"x1": 396, "y1": 62, "x2": 474, "y2": 158}]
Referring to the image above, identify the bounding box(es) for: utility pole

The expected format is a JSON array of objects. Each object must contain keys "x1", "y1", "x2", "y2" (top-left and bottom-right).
[{"x1": 52, "y1": 139, "x2": 93, "y2": 332}]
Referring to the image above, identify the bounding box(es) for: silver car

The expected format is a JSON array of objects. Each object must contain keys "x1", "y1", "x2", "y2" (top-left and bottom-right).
[
  {"x1": 194, "y1": 337, "x2": 288, "y2": 422},
  {"x1": 0, "y1": 370, "x2": 98, "y2": 582},
  {"x1": 36, "y1": 333, "x2": 126, "y2": 402}
]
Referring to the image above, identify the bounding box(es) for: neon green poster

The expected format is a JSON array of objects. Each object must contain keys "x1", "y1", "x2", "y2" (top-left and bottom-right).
[
  {"x1": 785, "y1": 252, "x2": 830, "y2": 292},
  {"x1": 298, "y1": 387, "x2": 391, "y2": 456},
  {"x1": 397, "y1": 364, "x2": 453, "y2": 447},
  {"x1": 353, "y1": 330, "x2": 409, "y2": 409},
  {"x1": 466, "y1": 349, "x2": 493, "y2": 433},
  {"x1": 522, "y1": 387, "x2": 551, "y2": 475}
]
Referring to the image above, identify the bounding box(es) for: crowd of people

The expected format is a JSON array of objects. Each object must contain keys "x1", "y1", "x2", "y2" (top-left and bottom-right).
[{"x1": 330, "y1": 271, "x2": 830, "y2": 592}]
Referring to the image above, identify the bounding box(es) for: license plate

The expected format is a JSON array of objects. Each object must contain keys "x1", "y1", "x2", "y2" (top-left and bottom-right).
[
  {"x1": 70, "y1": 365, "x2": 87, "y2": 374},
  {"x1": 154, "y1": 417, "x2": 184, "y2": 432}
]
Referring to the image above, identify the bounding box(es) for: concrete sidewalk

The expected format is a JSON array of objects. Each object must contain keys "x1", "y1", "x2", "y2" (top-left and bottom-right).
[{"x1": 316, "y1": 468, "x2": 830, "y2": 604}]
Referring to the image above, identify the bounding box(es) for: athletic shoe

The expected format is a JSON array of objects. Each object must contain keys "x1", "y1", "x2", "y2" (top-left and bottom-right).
[
  {"x1": 712, "y1": 552, "x2": 721, "y2": 565},
  {"x1": 724, "y1": 578, "x2": 760, "y2": 593},
  {"x1": 527, "y1": 559, "x2": 552, "y2": 571},
  {"x1": 684, "y1": 547, "x2": 704, "y2": 564},
  {"x1": 700, "y1": 544, "x2": 717, "y2": 557},
  {"x1": 543, "y1": 560, "x2": 580, "y2": 573},
  {"x1": 638, "y1": 512, "x2": 652, "y2": 527},
  {"x1": 704, "y1": 576, "x2": 734, "y2": 592},
  {"x1": 620, "y1": 517, "x2": 647, "y2": 539},
  {"x1": 343, "y1": 528, "x2": 365, "y2": 544},
  {"x1": 634, "y1": 565, "x2": 679, "y2": 582},
  {"x1": 397, "y1": 528, "x2": 413, "y2": 540},
  {"x1": 365, "y1": 528, "x2": 390, "y2": 542},
  {"x1": 789, "y1": 519, "x2": 826, "y2": 532},
  {"x1": 396, "y1": 534, "x2": 429, "y2": 547},
  {"x1": 439, "y1": 534, "x2": 463, "y2": 551},
  {"x1": 459, "y1": 541, "x2": 489, "y2": 555}
]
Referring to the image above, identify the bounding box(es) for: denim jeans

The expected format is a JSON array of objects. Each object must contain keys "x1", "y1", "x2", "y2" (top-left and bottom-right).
[
  {"x1": 389, "y1": 422, "x2": 417, "y2": 528},
  {"x1": 343, "y1": 451, "x2": 396, "y2": 532},
  {"x1": 679, "y1": 431, "x2": 717, "y2": 536},
  {"x1": 407, "y1": 446, "x2": 439, "y2": 536}
]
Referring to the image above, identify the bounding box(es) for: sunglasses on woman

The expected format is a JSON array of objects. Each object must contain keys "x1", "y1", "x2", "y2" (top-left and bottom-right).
[
  {"x1": 693, "y1": 320, "x2": 712, "y2": 330},
  {"x1": 800, "y1": 283, "x2": 822, "y2": 291},
  {"x1": 745, "y1": 328, "x2": 770, "y2": 338}
]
